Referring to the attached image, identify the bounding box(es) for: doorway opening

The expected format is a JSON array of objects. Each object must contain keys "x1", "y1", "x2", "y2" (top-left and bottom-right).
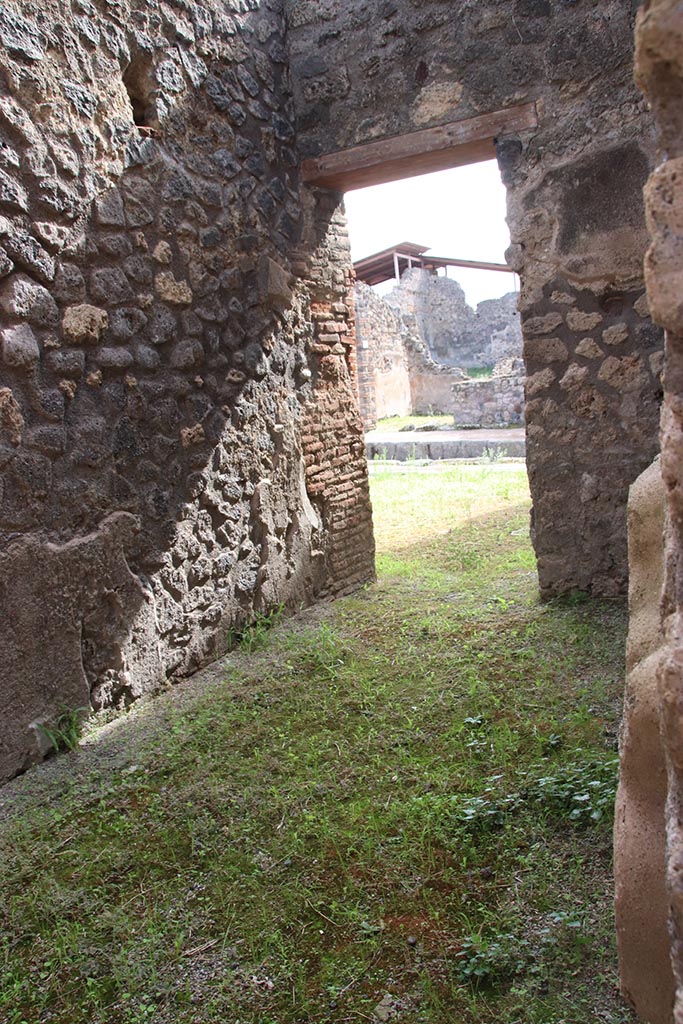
[{"x1": 342, "y1": 162, "x2": 526, "y2": 467}]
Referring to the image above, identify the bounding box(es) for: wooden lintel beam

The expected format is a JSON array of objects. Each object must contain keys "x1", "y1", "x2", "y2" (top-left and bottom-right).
[{"x1": 301, "y1": 103, "x2": 538, "y2": 192}]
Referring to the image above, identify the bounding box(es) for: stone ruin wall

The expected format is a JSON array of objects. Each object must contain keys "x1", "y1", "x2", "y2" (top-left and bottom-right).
[
  {"x1": 449, "y1": 364, "x2": 525, "y2": 430},
  {"x1": 354, "y1": 279, "x2": 410, "y2": 425},
  {"x1": 0, "y1": 0, "x2": 374, "y2": 782},
  {"x1": 285, "y1": 0, "x2": 664, "y2": 598},
  {"x1": 385, "y1": 268, "x2": 522, "y2": 369},
  {"x1": 615, "y1": 4, "x2": 683, "y2": 1021},
  {"x1": 354, "y1": 270, "x2": 524, "y2": 429}
]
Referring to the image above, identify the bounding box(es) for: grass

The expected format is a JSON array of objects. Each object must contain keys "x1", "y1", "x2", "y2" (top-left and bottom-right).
[
  {"x1": 465, "y1": 366, "x2": 495, "y2": 379},
  {"x1": 0, "y1": 463, "x2": 634, "y2": 1024}
]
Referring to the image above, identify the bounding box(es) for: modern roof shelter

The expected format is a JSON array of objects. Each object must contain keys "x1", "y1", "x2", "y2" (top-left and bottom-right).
[{"x1": 353, "y1": 242, "x2": 514, "y2": 287}]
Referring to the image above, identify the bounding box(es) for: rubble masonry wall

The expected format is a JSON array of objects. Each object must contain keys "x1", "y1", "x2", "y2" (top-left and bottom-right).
[{"x1": 0, "y1": 0, "x2": 374, "y2": 781}]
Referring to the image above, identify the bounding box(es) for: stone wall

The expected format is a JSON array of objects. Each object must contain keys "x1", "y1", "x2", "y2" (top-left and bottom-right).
[
  {"x1": 451, "y1": 360, "x2": 525, "y2": 429},
  {"x1": 285, "y1": 0, "x2": 664, "y2": 598},
  {"x1": 386, "y1": 269, "x2": 521, "y2": 369},
  {"x1": 403, "y1": 328, "x2": 466, "y2": 419},
  {"x1": 0, "y1": 0, "x2": 374, "y2": 782},
  {"x1": 627, "y1": 4, "x2": 683, "y2": 1020},
  {"x1": 354, "y1": 275, "x2": 523, "y2": 428},
  {"x1": 615, "y1": 458, "x2": 674, "y2": 1024},
  {"x1": 354, "y1": 279, "x2": 411, "y2": 423}
]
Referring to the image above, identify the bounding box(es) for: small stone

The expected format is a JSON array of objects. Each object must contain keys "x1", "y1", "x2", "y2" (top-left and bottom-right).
[
  {"x1": 156, "y1": 59, "x2": 185, "y2": 92},
  {"x1": 407, "y1": 934, "x2": 418, "y2": 947},
  {"x1": 135, "y1": 344, "x2": 160, "y2": 369},
  {"x1": 602, "y1": 323, "x2": 629, "y2": 347},
  {"x1": 155, "y1": 271, "x2": 193, "y2": 304},
  {"x1": 259, "y1": 255, "x2": 292, "y2": 309},
  {"x1": 0, "y1": 273, "x2": 58, "y2": 326},
  {"x1": 62, "y1": 80, "x2": 97, "y2": 118},
  {"x1": 95, "y1": 347, "x2": 134, "y2": 369},
  {"x1": 597, "y1": 355, "x2": 646, "y2": 393},
  {"x1": 0, "y1": 386, "x2": 24, "y2": 445},
  {"x1": 149, "y1": 305, "x2": 177, "y2": 344},
  {"x1": 526, "y1": 368, "x2": 556, "y2": 396},
  {"x1": 90, "y1": 268, "x2": 133, "y2": 304},
  {"x1": 550, "y1": 290, "x2": 576, "y2": 305},
  {"x1": 62, "y1": 304, "x2": 108, "y2": 345},
  {"x1": 171, "y1": 340, "x2": 202, "y2": 369},
  {"x1": 650, "y1": 350, "x2": 664, "y2": 381},
  {"x1": 32, "y1": 221, "x2": 72, "y2": 251},
  {"x1": 0, "y1": 248, "x2": 14, "y2": 278},
  {"x1": 373, "y1": 993, "x2": 395, "y2": 1022},
  {"x1": 122, "y1": 179, "x2": 156, "y2": 228},
  {"x1": 152, "y1": 241, "x2": 173, "y2": 264},
  {"x1": 566, "y1": 309, "x2": 603, "y2": 332},
  {"x1": 26, "y1": 424, "x2": 66, "y2": 455},
  {"x1": 96, "y1": 192, "x2": 121, "y2": 233},
  {"x1": 523, "y1": 312, "x2": 563, "y2": 336},
  {"x1": 560, "y1": 362, "x2": 590, "y2": 392},
  {"x1": 180, "y1": 48, "x2": 208, "y2": 88},
  {"x1": 98, "y1": 233, "x2": 133, "y2": 258},
  {"x1": 525, "y1": 336, "x2": 568, "y2": 364},
  {"x1": 181, "y1": 423, "x2": 205, "y2": 447},
  {"x1": 575, "y1": 337, "x2": 603, "y2": 359},
  {"x1": 46, "y1": 350, "x2": 85, "y2": 377},
  {"x1": 4, "y1": 231, "x2": 55, "y2": 281},
  {"x1": 123, "y1": 255, "x2": 153, "y2": 285},
  {"x1": 1, "y1": 323, "x2": 40, "y2": 367},
  {"x1": 53, "y1": 263, "x2": 86, "y2": 303},
  {"x1": 58, "y1": 379, "x2": 78, "y2": 400},
  {"x1": 0, "y1": 167, "x2": 28, "y2": 211},
  {"x1": 634, "y1": 292, "x2": 650, "y2": 317},
  {"x1": 0, "y1": 8, "x2": 46, "y2": 60},
  {"x1": 109, "y1": 307, "x2": 148, "y2": 341}
]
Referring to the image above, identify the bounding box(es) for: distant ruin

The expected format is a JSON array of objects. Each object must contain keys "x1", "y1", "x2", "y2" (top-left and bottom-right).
[{"x1": 354, "y1": 268, "x2": 524, "y2": 428}]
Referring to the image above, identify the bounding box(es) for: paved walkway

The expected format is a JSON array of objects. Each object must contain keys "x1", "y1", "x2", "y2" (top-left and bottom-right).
[{"x1": 365, "y1": 428, "x2": 525, "y2": 461}]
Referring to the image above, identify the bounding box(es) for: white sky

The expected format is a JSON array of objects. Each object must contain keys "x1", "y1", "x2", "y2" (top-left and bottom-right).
[{"x1": 343, "y1": 160, "x2": 515, "y2": 308}]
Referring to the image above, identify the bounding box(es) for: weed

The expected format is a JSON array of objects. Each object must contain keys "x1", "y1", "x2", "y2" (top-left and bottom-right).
[
  {"x1": 38, "y1": 705, "x2": 88, "y2": 753},
  {"x1": 226, "y1": 604, "x2": 283, "y2": 654},
  {"x1": 456, "y1": 911, "x2": 588, "y2": 989},
  {"x1": 483, "y1": 444, "x2": 508, "y2": 462},
  {"x1": 467, "y1": 365, "x2": 495, "y2": 379},
  {"x1": 456, "y1": 930, "x2": 529, "y2": 986},
  {"x1": 525, "y1": 757, "x2": 618, "y2": 826}
]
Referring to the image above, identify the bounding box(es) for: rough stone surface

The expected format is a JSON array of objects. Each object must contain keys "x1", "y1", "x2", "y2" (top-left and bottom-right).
[
  {"x1": 630, "y1": 4, "x2": 683, "y2": 1020},
  {"x1": 286, "y1": 0, "x2": 664, "y2": 597},
  {"x1": 354, "y1": 275, "x2": 523, "y2": 428},
  {"x1": 354, "y1": 280, "x2": 411, "y2": 423},
  {"x1": 450, "y1": 361, "x2": 525, "y2": 429},
  {"x1": 384, "y1": 270, "x2": 522, "y2": 369},
  {"x1": 0, "y1": 0, "x2": 374, "y2": 782},
  {"x1": 615, "y1": 458, "x2": 674, "y2": 1024}
]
